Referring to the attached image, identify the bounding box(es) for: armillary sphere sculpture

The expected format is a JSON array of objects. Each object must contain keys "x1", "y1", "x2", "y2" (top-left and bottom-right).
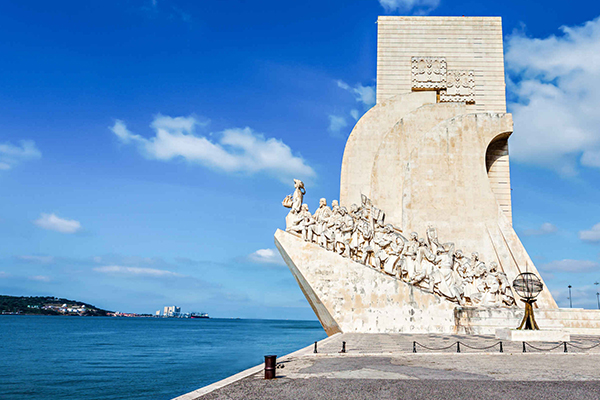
[{"x1": 512, "y1": 272, "x2": 544, "y2": 330}]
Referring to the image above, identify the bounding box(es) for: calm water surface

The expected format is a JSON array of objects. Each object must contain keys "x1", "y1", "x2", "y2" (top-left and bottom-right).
[{"x1": 0, "y1": 316, "x2": 326, "y2": 400}]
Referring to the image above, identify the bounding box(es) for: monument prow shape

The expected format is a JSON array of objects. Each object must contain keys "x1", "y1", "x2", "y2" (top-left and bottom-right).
[{"x1": 276, "y1": 16, "x2": 600, "y2": 335}]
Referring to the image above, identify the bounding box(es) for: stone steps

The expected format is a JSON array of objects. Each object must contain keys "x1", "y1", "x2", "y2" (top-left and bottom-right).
[{"x1": 455, "y1": 307, "x2": 600, "y2": 335}]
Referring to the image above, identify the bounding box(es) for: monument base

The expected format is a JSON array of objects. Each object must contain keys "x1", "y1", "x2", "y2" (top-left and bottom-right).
[{"x1": 495, "y1": 328, "x2": 570, "y2": 342}]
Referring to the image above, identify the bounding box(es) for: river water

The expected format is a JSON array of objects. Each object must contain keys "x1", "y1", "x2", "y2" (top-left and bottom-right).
[{"x1": 0, "y1": 315, "x2": 326, "y2": 399}]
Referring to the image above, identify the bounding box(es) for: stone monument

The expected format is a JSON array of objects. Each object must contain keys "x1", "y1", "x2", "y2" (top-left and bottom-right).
[{"x1": 274, "y1": 16, "x2": 600, "y2": 335}]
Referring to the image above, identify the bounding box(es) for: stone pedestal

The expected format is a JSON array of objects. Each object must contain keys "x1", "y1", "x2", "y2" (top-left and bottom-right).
[{"x1": 495, "y1": 328, "x2": 570, "y2": 342}]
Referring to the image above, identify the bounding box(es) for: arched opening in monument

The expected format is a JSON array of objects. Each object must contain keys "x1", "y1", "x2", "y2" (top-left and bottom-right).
[{"x1": 486, "y1": 135, "x2": 512, "y2": 224}]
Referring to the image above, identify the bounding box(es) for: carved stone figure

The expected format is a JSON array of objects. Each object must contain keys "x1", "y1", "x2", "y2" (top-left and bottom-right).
[
  {"x1": 481, "y1": 262, "x2": 501, "y2": 306},
  {"x1": 291, "y1": 179, "x2": 305, "y2": 213},
  {"x1": 358, "y1": 219, "x2": 374, "y2": 266},
  {"x1": 372, "y1": 224, "x2": 390, "y2": 270},
  {"x1": 283, "y1": 179, "x2": 306, "y2": 231},
  {"x1": 313, "y1": 198, "x2": 332, "y2": 243},
  {"x1": 426, "y1": 225, "x2": 441, "y2": 253},
  {"x1": 498, "y1": 271, "x2": 516, "y2": 306},
  {"x1": 412, "y1": 238, "x2": 436, "y2": 290},
  {"x1": 336, "y1": 207, "x2": 354, "y2": 256},
  {"x1": 287, "y1": 203, "x2": 313, "y2": 241},
  {"x1": 403, "y1": 232, "x2": 420, "y2": 281}
]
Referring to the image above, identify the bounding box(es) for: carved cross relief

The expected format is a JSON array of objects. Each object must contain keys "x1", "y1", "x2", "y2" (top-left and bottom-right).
[
  {"x1": 411, "y1": 57, "x2": 447, "y2": 90},
  {"x1": 411, "y1": 57, "x2": 475, "y2": 104}
]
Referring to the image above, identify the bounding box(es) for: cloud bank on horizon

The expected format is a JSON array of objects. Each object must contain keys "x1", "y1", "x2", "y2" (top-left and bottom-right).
[
  {"x1": 111, "y1": 115, "x2": 315, "y2": 183},
  {"x1": 93, "y1": 265, "x2": 184, "y2": 278}
]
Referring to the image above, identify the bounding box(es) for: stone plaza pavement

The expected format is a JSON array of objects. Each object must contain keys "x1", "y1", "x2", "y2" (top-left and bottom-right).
[{"x1": 177, "y1": 333, "x2": 600, "y2": 400}]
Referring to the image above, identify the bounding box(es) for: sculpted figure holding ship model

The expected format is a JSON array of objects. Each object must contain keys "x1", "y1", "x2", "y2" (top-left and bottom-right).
[{"x1": 282, "y1": 179, "x2": 516, "y2": 307}]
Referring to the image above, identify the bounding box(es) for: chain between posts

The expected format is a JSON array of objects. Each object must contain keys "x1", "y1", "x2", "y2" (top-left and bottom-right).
[
  {"x1": 412, "y1": 340, "x2": 600, "y2": 353},
  {"x1": 566, "y1": 342, "x2": 600, "y2": 350},
  {"x1": 522, "y1": 341, "x2": 567, "y2": 352},
  {"x1": 412, "y1": 341, "x2": 503, "y2": 353}
]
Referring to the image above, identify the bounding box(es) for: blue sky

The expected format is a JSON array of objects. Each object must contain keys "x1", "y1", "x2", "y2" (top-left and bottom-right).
[{"x1": 1, "y1": 0, "x2": 600, "y2": 318}]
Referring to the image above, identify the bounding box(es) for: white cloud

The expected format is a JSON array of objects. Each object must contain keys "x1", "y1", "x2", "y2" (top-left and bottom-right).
[
  {"x1": 350, "y1": 109, "x2": 360, "y2": 121},
  {"x1": 18, "y1": 255, "x2": 55, "y2": 264},
  {"x1": 328, "y1": 115, "x2": 348, "y2": 135},
  {"x1": 579, "y1": 223, "x2": 600, "y2": 243},
  {"x1": 93, "y1": 265, "x2": 183, "y2": 277},
  {"x1": 336, "y1": 80, "x2": 376, "y2": 108},
  {"x1": 248, "y1": 248, "x2": 285, "y2": 266},
  {"x1": 541, "y1": 259, "x2": 600, "y2": 273},
  {"x1": 34, "y1": 213, "x2": 81, "y2": 234},
  {"x1": 29, "y1": 275, "x2": 51, "y2": 282},
  {"x1": 506, "y1": 17, "x2": 600, "y2": 175},
  {"x1": 0, "y1": 140, "x2": 41, "y2": 170},
  {"x1": 522, "y1": 222, "x2": 558, "y2": 236},
  {"x1": 171, "y1": 6, "x2": 191, "y2": 22},
  {"x1": 378, "y1": 0, "x2": 440, "y2": 14},
  {"x1": 111, "y1": 115, "x2": 315, "y2": 182}
]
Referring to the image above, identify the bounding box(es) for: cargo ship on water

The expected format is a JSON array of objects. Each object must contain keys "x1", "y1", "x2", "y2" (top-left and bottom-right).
[{"x1": 190, "y1": 312, "x2": 209, "y2": 319}]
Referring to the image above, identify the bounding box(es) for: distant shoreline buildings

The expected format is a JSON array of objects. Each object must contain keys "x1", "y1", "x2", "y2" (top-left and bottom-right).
[
  {"x1": 0, "y1": 296, "x2": 209, "y2": 319},
  {"x1": 162, "y1": 305, "x2": 181, "y2": 317},
  {"x1": 153, "y1": 305, "x2": 209, "y2": 319}
]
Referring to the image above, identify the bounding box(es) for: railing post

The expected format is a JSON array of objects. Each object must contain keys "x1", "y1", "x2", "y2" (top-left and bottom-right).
[
  {"x1": 457, "y1": 342, "x2": 461, "y2": 353},
  {"x1": 499, "y1": 341, "x2": 503, "y2": 353},
  {"x1": 522, "y1": 342, "x2": 526, "y2": 353},
  {"x1": 413, "y1": 341, "x2": 417, "y2": 353},
  {"x1": 564, "y1": 342, "x2": 568, "y2": 353},
  {"x1": 314, "y1": 341, "x2": 317, "y2": 354}
]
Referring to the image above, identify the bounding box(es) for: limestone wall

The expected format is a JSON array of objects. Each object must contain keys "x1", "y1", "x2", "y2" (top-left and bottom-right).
[
  {"x1": 376, "y1": 16, "x2": 506, "y2": 113},
  {"x1": 486, "y1": 137, "x2": 512, "y2": 223},
  {"x1": 340, "y1": 93, "x2": 556, "y2": 309},
  {"x1": 340, "y1": 91, "x2": 437, "y2": 207},
  {"x1": 275, "y1": 229, "x2": 458, "y2": 334}
]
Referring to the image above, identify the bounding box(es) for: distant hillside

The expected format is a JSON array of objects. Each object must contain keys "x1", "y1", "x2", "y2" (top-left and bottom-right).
[{"x1": 0, "y1": 295, "x2": 112, "y2": 316}]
